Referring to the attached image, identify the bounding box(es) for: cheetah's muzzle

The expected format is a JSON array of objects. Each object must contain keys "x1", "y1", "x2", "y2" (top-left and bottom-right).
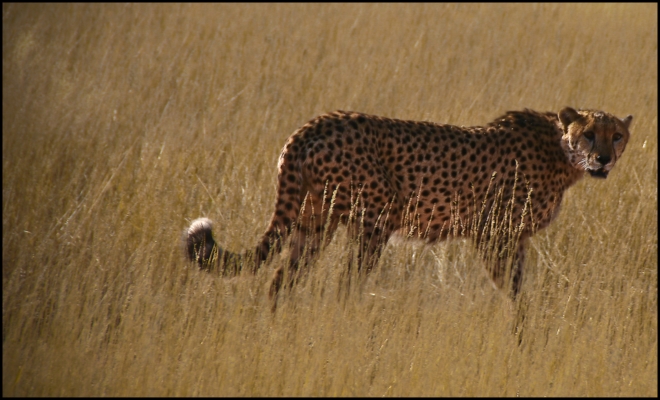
[{"x1": 588, "y1": 169, "x2": 609, "y2": 179}]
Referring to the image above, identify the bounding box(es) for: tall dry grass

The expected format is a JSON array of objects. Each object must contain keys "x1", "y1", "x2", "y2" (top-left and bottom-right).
[{"x1": 3, "y1": 3, "x2": 657, "y2": 396}]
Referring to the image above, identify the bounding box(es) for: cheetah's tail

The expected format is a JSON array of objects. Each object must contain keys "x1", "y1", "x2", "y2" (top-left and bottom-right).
[{"x1": 184, "y1": 218, "x2": 242, "y2": 275}]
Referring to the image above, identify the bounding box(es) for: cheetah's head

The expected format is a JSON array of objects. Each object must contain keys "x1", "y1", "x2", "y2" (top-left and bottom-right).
[{"x1": 558, "y1": 107, "x2": 633, "y2": 179}]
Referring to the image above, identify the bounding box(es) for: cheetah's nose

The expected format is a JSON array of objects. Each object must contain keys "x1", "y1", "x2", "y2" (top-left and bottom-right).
[{"x1": 596, "y1": 155, "x2": 611, "y2": 165}]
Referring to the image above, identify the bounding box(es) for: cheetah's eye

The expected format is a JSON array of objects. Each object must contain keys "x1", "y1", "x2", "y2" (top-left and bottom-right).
[
  {"x1": 583, "y1": 131, "x2": 595, "y2": 141},
  {"x1": 613, "y1": 133, "x2": 623, "y2": 142}
]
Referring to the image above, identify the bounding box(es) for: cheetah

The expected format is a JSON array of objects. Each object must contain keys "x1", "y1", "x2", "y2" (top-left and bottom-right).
[{"x1": 185, "y1": 107, "x2": 632, "y2": 302}]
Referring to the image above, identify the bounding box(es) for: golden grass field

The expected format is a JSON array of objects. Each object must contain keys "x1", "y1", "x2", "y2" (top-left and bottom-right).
[{"x1": 2, "y1": 3, "x2": 657, "y2": 396}]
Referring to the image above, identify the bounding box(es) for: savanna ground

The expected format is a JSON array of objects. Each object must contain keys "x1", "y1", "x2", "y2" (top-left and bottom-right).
[{"x1": 2, "y1": 3, "x2": 657, "y2": 396}]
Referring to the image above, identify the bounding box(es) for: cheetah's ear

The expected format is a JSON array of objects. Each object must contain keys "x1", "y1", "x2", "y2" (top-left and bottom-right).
[
  {"x1": 558, "y1": 107, "x2": 581, "y2": 132},
  {"x1": 621, "y1": 115, "x2": 633, "y2": 130}
]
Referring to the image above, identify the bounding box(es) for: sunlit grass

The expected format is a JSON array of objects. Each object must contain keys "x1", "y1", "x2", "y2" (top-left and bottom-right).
[{"x1": 3, "y1": 3, "x2": 657, "y2": 396}]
